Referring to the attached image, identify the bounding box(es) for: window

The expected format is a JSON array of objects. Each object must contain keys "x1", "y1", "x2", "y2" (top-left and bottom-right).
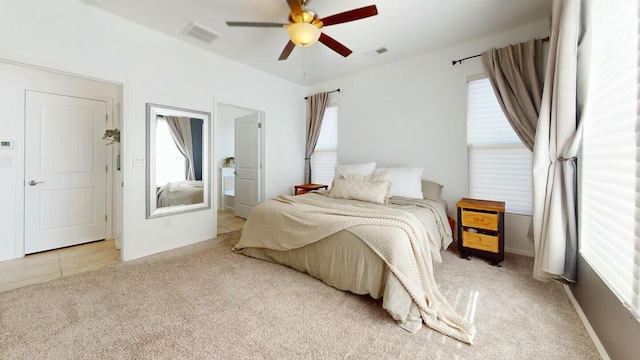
[
  {"x1": 467, "y1": 77, "x2": 533, "y2": 215},
  {"x1": 311, "y1": 105, "x2": 338, "y2": 186},
  {"x1": 155, "y1": 118, "x2": 187, "y2": 187},
  {"x1": 580, "y1": 2, "x2": 639, "y2": 317}
]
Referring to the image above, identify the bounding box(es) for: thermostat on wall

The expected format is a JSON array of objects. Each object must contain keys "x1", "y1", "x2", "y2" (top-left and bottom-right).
[{"x1": 0, "y1": 140, "x2": 12, "y2": 149}]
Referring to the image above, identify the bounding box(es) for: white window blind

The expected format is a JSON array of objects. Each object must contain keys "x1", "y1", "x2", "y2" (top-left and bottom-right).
[
  {"x1": 580, "y1": 2, "x2": 639, "y2": 318},
  {"x1": 467, "y1": 77, "x2": 533, "y2": 215},
  {"x1": 311, "y1": 105, "x2": 338, "y2": 186},
  {"x1": 155, "y1": 118, "x2": 187, "y2": 187}
]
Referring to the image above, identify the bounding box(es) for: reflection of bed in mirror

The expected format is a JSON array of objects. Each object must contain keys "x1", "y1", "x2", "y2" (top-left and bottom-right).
[{"x1": 157, "y1": 180, "x2": 204, "y2": 207}]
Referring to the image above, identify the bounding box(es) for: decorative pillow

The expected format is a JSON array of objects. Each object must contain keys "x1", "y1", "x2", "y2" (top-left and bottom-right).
[
  {"x1": 334, "y1": 162, "x2": 376, "y2": 181},
  {"x1": 327, "y1": 174, "x2": 390, "y2": 204},
  {"x1": 373, "y1": 167, "x2": 424, "y2": 199},
  {"x1": 421, "y1": 180, "x2": 444, "y2": 202}
]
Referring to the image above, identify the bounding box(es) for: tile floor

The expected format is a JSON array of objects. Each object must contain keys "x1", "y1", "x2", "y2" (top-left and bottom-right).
[
  {"x1": 218, "y1": 210, "x2": 246, "y2": 234},
  {"x1": 0, "y1": 210, "x2": 245, "y2": 293},
  {"x1": 0, "y1": 239, "x2": 121, "y2": 293}
]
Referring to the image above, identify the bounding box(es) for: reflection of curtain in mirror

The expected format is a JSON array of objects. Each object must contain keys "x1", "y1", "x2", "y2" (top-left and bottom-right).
[
  {"x1": 190, "y1": 118, "x2": 203, "y2": 181},
  {"x1": 156, "y1": 119, "x2": 186, "y2": 186},
  {"x1": 165, "y1": 116, "x2": 195, "y2": 180}
]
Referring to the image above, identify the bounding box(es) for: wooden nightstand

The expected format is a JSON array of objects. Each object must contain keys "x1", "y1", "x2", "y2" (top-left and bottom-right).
[
  {"x1": 447, "y1": 216, "x2": 456, "y2": 238},
  {"x1": 294, "y1": 183, "x2": 328, "y2": 195},
  {"x1": 456, "y1": 198, "x2": 505, "y2": 267}
]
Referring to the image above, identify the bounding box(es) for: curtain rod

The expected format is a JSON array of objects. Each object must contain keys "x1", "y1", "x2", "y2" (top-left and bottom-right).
[
  {"x1": 452, "y1": 36, "x2": 549, "y2": 66},
  {"x1": 304, "y1": 88, "x2": 340, "y2": 100}
]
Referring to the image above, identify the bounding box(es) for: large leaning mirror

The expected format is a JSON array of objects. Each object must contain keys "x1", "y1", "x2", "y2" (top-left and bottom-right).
[{"x1": 146, "y1": 103, "x2": 211, "y2": 218}]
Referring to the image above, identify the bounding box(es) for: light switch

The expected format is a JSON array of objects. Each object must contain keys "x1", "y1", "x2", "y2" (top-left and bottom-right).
[
  {"x1": 132, "y1": 156, "x2": 145, "y2": 167},
  {"x1": 0, "y1": 140, "x2": 12, "y2": 149},
  {"x1": 0, "y1": 156, "x2": 12, "y2": 167}
]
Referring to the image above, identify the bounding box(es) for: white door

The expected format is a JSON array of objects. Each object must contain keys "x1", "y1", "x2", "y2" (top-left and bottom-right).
[
  {"x1": 234, "y1": 113, "x2": 261, "y2": 219},
  {"x1": 25, "y1": 91, "x2": 108, "y2": 254}
]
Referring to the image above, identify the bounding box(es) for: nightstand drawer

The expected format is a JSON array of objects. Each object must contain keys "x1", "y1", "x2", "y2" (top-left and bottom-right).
[
  {"x1": 462, "y1": 231, "x2": 499, "y2": 253},
  {"x1": 457, "y1": 198, "x2": 505, "y2": 266},
  {"x1": 461, "y1": 210, "x2": 498, "y2": 231}
]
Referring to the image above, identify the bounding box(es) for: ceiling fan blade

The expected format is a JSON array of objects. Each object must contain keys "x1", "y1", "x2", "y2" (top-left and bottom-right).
[
  {"x1": 286, "y1": 0, "x2": 303, "y2": 17},
  {"x1": 226, "y1": 21, "x2": 286, "y2": 28},
  {"x1": 318, "y1": 33, "x2": 352, "y2": 57},
  {"x1": 321, "y1": 5, "x2": 378, "y2": 27},
  {"x1": 278, "y1": 41, "x2": 296, "y2": 61}
]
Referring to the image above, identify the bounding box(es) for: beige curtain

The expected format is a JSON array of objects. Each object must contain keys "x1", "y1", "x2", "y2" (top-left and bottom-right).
[
  {"x1": 165, "y1": 116, "x2": 196, "y2": 181},
  {"x1": 532, "y1": 0, "x2": 582, "y2": 282},
  {"x1": 482, "y1": 39, "x2": 545, "y2": 151},
  {"x1": 304, "y1": 92, "x2": 329, "y2": 183}
]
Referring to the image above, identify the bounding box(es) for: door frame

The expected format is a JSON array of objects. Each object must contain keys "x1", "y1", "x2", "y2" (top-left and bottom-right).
[
  {"x1": 214, "y1": 101, "x2": 265, "y2": 213},
  {"x1": 0, "y1": 59, "x2": 124, "y2": 260}
]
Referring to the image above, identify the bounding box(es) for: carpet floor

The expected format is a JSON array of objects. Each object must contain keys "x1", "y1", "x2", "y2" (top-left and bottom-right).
[{"x1": 0, "y1": 231, "x2": 600, "y2": 359}]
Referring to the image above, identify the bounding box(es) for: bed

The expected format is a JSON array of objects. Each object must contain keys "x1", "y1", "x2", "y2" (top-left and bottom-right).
[
  {"x1": 156, "y1": 180, "x2": 204, "y2": 208},
  {"x1": 232, "y1": 168, "x2": 476, "y2": 344}
]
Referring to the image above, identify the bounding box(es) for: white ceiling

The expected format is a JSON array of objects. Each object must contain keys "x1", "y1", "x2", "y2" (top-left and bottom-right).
[{"x1": 82, "y1": 0, "x2": 551, "y2": 86}]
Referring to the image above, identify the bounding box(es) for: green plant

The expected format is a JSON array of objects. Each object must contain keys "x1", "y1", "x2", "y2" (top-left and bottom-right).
[
  {"x1": 103, "y1": 128, "x2": 120, "y2": 145},
  {"x1": 223, "y1": 156, "x2": 235, "y2": 167}
]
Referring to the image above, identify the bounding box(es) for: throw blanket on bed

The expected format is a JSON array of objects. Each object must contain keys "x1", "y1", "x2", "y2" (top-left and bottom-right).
[
  {"x1": 387, "y1": 197, "x2": 454, "y2": 256},
  {"x1": 233, "y1": 194, "x2": 476, "y2": 344}
]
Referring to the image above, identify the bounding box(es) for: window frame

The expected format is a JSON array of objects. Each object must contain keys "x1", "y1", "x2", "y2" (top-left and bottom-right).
[
  {"x1": 578, "y1": 1, "x2": 639, "y2": 318},
  {"x1": 311, "y1": 104, "x2": 338, "y2": 186},
  {"x1": 466, "y1": 76, "x2": 533, "y2": 216}
]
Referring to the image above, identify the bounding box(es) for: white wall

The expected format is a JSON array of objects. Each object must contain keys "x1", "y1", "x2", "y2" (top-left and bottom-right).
[
  {"x1": 0, "y1": 0, "x2": 305, "y2": 261},
  {"x1": 308, "y1": 20, "x2": 550, "y2": 256}
]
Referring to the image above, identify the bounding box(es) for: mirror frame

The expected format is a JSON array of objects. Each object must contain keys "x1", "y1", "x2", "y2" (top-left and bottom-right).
[{"x1": 146, "y1": 103, "x2": 211, "y2": 219}]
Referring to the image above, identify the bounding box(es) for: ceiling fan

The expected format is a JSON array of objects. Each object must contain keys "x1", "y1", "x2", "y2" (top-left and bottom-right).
[{"x1": 226, "y1": 0, "x2": 378, "y2": 60}]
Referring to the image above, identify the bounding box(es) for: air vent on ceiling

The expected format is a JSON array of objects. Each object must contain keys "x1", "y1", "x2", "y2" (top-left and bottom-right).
[
  {"x1": 364, "y1": 47, "x2": 388, "y2": 57},
  {"x1": 184, "y1": 22, "x2": 220, "y2": 44}
]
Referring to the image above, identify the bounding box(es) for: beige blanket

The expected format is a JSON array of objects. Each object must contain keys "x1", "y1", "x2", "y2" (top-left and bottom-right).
[{"x1": 233, "y1": 194, "x2": 476, "y2": 344}]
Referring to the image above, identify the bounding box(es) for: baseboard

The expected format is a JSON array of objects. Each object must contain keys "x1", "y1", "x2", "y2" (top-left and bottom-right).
[
  {"x1": 563, "y1": 285, "x2": 610, "y2": 360},
  {"x1": 505, "y1": 247, "x2": 534, "y2": 257}
]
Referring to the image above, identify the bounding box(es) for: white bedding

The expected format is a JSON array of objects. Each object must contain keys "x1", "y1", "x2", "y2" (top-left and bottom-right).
[{"x1": 157, "y1": 180, "x2": 204, "y2": 207}]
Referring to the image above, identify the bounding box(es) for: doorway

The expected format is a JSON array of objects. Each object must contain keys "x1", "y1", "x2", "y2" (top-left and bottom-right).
[
  {"x1": 216, "y1": 103, "x2": 264, "y2": 219},
  {"x1": 0, "y1": 60, "x2": 122, "y2": 262}
]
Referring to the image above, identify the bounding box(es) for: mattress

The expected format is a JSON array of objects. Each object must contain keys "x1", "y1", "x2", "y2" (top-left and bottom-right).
[{"x1": 241, "y1": 229, "x2": 423, "y2": 331}]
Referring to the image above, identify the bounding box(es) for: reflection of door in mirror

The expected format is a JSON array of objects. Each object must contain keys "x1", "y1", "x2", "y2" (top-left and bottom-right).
[{"x1": 146, "y1": 103, "x2": 210, "y2": 219}]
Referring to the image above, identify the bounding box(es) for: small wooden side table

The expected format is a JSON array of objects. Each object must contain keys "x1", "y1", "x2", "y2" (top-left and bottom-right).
[
  {"x1": 294, "y1": 183, "x2": 328, "y2": 195},
  {"x1": 456, "y1": 197, "x2": 505, "y2": 267}
]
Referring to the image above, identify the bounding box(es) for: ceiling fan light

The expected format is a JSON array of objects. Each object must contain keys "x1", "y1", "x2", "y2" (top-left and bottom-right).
[{"x1": 286, "y1": 22, "x2": 321, "y2": 47}]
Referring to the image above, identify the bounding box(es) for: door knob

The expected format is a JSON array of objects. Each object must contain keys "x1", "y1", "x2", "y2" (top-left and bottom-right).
[{"x1": 28, "y1": 180, "x2": 45, "y2": 186}]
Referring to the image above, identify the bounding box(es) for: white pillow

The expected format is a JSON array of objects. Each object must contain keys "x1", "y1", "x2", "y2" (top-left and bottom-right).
[
  {"x1": 327, "y1": 174, "x2": 390, "y2": 204},
  {"x1": 373, "y1": 167, "x2": 424, "y2": 199},
  {"x1": 334, "y1": 162, "x2": 376, "y2": 180}
]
